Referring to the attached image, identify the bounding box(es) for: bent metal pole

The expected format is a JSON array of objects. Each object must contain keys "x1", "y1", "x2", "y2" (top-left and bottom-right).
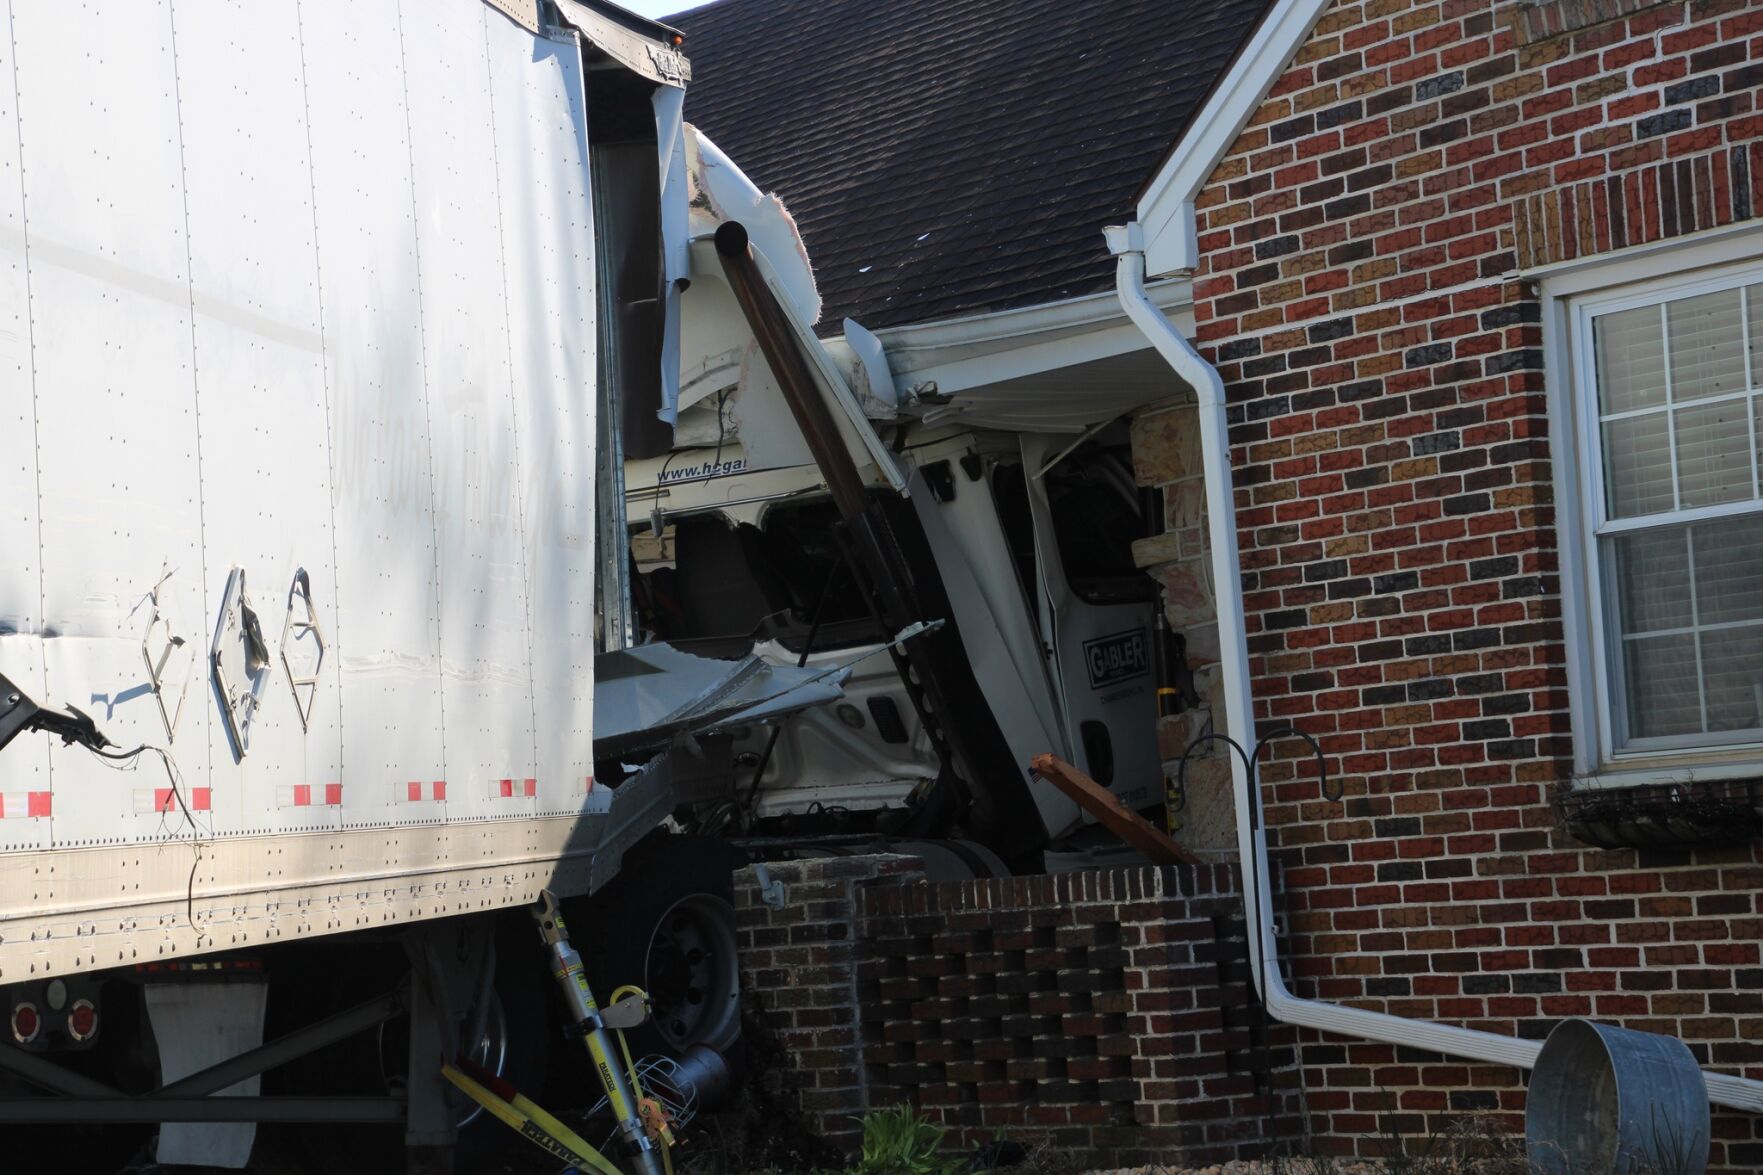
[
  {"x1": 711, "y1": 221, "x2": 871, "y2": 517},
  {"x1": 711, "y1": 220, "x2": 1005, "y2": 836}
]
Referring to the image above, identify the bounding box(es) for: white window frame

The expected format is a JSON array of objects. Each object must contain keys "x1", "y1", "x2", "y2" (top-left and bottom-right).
[{"x1": 1539, "y1": 222, "x2": 1763, "y2": 789}]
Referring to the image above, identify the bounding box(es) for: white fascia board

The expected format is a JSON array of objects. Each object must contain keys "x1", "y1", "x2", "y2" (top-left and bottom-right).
[
  {"x1": 1137, "y1": 0, "x2": 1333, "y2": 277},
  {"x1": 871, "y1": 276, "x2": 1192, "y2": 398}
]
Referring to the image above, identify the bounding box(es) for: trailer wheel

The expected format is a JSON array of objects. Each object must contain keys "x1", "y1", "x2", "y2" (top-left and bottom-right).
[
  {"x1": 457, "y1": 918, "x2": 550, "y2": 1143},
  {"x1": 576, "y1": 839, "x2": 747, "y2": 1062}
]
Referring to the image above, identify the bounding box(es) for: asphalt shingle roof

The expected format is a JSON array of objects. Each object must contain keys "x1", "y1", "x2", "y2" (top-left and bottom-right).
[{"x1": 671, "y1": 0, "x2": 1269, "y2": 332}]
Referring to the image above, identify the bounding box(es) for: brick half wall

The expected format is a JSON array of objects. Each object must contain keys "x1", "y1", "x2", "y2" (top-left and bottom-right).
[{"x1": 733, "y1": 855, "x2": 1302, "y2": 1168}]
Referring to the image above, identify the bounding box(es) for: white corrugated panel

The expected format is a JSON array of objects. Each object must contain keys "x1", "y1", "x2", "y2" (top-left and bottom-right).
[{"x1": 490, "y1": 21, "x2": 599, "y2": 812}]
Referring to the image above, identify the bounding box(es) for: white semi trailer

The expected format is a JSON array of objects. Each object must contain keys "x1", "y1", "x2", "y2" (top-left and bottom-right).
[{"x1": 0, "y1": 0, "x2": 726, "y2": 1169}]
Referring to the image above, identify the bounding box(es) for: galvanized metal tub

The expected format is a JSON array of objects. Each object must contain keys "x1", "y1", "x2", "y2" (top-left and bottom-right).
[{"x1": 1527, "y1": 1019, "x2": 1710, "y2": 1175}]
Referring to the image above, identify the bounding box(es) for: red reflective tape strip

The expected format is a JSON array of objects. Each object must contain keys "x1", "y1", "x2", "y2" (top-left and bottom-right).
[
  {"x1": 584, "y1": 775, "x2": 594, "y2": 792},
  {"x1": 155, "y1": 788, "x2": 176, "y2": 813},
  {"x1": 292, "y1": 784, "x2": 312, "y2": 807},
  {"x1": 191, "y1": 788, "x2": 211, "y2": 811},
  {"x1": 432, "y1": 780, "x2": 446, "y2": 802},
  {"x1": 325, "y1": 783, "x2": 342, "y2": 806},
  {"x1": 27, "y1": 792, "x2": 51, "y2": 818},
  {"x1": 498, "y1": 778, "x2": 513, "y2": 798},
  {"x1": 407, "y1": 782, "x2": 422, "y2": 802},
  {"x1": 523, "y1": 778, "x2": 536, "y2": 797}
]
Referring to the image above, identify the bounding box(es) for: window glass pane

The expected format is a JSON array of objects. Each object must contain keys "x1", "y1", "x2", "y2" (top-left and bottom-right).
[
  {"x1": 1674, "y1": 400, "x2": 1753, "y2": 508},
  {"x1": 1701, "y1": 624, "x2": 1763, "y2": 733},
  {"x1": 1667, "y1": 288, "x2": 1746, "y2": 401},
  {"x1": 1592, "y1": 279, "x2": 1763, "y2": 754},
  {"x1": 1749, "y1": 282, "x2": 1763, "y2": 385},
  {"x1": 1692, "y1": 514, "x2": 1763, "y2": 625},
  {"x1": 1613, "y1": 528, "x2": 1691, "y2": 633},
  {"x1": 1624, "y1": 633, "x2": 1701, "y2": 738},
  {"x1": 1603, "y1": 413, "x2": 1674, "y2": 517},
  {"x1": 1595, "y1": 305, "x2": 1666, "y2": 414}
]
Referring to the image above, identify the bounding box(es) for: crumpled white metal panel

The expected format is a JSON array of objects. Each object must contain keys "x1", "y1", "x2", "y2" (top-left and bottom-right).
[
  {"x1": 489, "y1": 22, "x2": 599, "y2": 813},
  {"x1": 653, "y1": 84, "x2": 689, "y2": 425},
  {"x1": 0, "y1": 0, "x2": 617, "y2": 977}
]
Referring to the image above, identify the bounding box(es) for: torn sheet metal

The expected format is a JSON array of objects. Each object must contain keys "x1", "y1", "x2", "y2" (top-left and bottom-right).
[
  {"x1": 655, "y1": 84, "x2": 690, "y2": 424},
  {"x1": 671, "y1": 127, "x2": 904, "y2": 489},
  {"x1": 482, "y1": 0, "x2": 541, "y2": 34},
  {"x1": 686, "y1": 130, "x2": 820, "y2": 325},
  {"x1": 551, "y1": 0, "x2": 690, "y2": 85},
  {"x1": 739, "y1": 242, "x2": 908, "y2": 492},
  {"x1": 594, "y1": 642, "x2": 850, "y2": 758},
  {"x1": 842, "y1": 318, "x2": 903, "y2": 417}
]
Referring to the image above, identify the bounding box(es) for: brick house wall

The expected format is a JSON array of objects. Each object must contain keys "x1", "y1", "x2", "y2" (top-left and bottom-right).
[
  {"x1": 732, "y1": 855, "x2": 1304, "y2": 1168},
  {"x1": 1129, "y1": 0, "x2": 1763, "y2": 1166}
]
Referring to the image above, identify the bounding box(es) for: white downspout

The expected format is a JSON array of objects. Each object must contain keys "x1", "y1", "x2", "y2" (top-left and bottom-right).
[{"x1": 1104, "y1": 220, "x2": 1763, "y2": 1115}]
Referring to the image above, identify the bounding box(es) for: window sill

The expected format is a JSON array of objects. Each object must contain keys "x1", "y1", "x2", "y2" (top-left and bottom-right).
[{"x1": 1573, "y1": 749, "x2": 1763, "y2": 791}]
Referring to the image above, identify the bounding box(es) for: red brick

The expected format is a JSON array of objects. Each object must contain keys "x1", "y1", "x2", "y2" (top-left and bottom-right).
[{"x1": 1127, "y1": 1, "x2": 1763, "y2": 1161}]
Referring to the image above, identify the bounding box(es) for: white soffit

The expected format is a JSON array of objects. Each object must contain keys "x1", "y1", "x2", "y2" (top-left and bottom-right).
[{"x1": 870, "y1": 277, "x2": 1194, "y2": 401}]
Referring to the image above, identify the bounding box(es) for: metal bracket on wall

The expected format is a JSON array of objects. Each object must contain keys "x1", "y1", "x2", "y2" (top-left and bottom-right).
[
  {"x1": 751, "y1": 864, "x2": 786, "y2": 910},
  {"x1": 279, "y1": 568, "x2": 326, "y2": 733},
  {"x1": 140, "y1": 570, "x2": 192, "y2": 744},
  {"x1": 212, "y1": 568, "x2": 271, "y2": 759}
]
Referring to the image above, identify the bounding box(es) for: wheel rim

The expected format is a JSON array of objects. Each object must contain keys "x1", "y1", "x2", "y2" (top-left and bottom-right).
[
  {"x1": 456, "y1": 994, "x2": 509, "y2": 1127},
  {"x1": 381, "y1": 991, "x2": 510, "y2": 1128},
  {"x1": 644, "y1": 894, "x2": 740, "y2": 1053}
]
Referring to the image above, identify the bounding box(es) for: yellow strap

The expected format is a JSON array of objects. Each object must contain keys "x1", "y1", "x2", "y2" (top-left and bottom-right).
[
  {"x1": 606, "y1": 985, "x2": 676, "y2": 1165},
  {"x1": 441, "y1": 1061, "x2": 625, "y2": 1175}
]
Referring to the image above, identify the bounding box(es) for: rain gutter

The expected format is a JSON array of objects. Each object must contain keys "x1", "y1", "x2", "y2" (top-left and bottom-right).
[{"x1": 1104, "y1": 220, "x2": 1763, "y2": 1115}]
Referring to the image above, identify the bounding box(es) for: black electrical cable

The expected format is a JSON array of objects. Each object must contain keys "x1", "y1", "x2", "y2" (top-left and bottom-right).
[
  {"x1": 710, "y1": 388, "x2": 728, "y2": 473},
  {"x1": 87, "y1": 741, "x2": 209, "y2": 932}
]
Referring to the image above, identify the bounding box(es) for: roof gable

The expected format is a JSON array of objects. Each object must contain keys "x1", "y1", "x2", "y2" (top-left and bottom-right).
[
  {"x1": 1133, "y1": 0, "x2": 1332, "y2": 276},
  {"x1": 673, "y1": 0, "x2": 1268, "y2": 331}
]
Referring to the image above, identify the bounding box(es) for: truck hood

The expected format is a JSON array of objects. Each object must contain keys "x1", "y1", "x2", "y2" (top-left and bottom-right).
[{"x1": 593, "y1": 641, "x2": 851, "y2": 759}]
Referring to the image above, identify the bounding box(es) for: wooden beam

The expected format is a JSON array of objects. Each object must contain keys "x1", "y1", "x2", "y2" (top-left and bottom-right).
[{"x1": 1031, "y1": 753, "x2": 1200, "y2": 866}]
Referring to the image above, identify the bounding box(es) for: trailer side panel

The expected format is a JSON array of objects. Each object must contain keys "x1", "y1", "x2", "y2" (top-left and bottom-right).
[{"x1": 0, "y1": 0, "x2": 621, "y2": 980}]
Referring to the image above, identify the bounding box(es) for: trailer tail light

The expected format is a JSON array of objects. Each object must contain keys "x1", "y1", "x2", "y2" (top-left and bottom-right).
[
  {"x1": 66, "y1": 998, "x2": 96, "y2": 1042},
  {"x1": 10, "y1": 1002, "x2": 39, "y2": 1044}
]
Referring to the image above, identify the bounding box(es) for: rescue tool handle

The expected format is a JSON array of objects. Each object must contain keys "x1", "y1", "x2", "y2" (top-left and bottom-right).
[{"x1": 531, "y1": 890, "x2": 671, "y2": 1175}]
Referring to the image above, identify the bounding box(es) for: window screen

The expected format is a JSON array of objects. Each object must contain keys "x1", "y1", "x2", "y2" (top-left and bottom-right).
[{"x1": 1585, "y1": 277, "x2": 1763, "y2": 751}]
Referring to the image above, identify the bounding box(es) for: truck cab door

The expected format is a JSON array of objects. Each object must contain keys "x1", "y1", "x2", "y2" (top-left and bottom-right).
[
  {"x1": 906, "y1": 460, "x2": 1080, "y2": 840},
  {"x1": 1018, "y1": 434, "x2": 1163, "y2": 816}
]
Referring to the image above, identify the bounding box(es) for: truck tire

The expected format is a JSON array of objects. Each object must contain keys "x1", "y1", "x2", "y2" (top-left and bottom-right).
[{"x1": 571, "y1": 838, "x2": 748, "y2": 1063}]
